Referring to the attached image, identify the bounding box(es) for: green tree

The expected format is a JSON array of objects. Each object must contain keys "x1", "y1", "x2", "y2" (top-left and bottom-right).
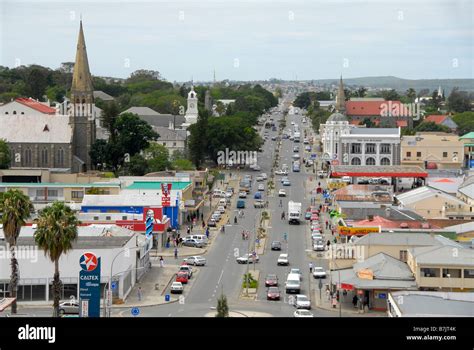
[
  {"x1": 405, "y1": 88, "x2": 416, "y2": 103},
  {"x1": 415, "y1": 121, "x2": 451, "y2": 133},
  {"x1": 362, "y1": 118, "x2": 376, "y2": 128},
  {"x1": 216, "y1": 293, "x2": 229, "y2": 317},
  {"x1": 172, "y1": 158, "x2": 194, "y2": 170},
  {"x1": 100, "y1": 101, "x2": 120, "y2": 141},
  {"x1": 127, "y1": 154, "x2": 149, "y2": 176},
  {"x1": 0, "y1": 190, "x2": 33, "y2": 314},
  {"x1": 145, "y1": 143, "x2": 171, "y2": 172},
  {"x1": 25, "y1": 67, "x2": 49, "y2": 100},
  {"x1": 188, "y1": 110, "x2": 210, "y2": 168},
  {"x1": 382, "y1": 89, "x2": 400, "y2": 101},
  {"x1": 447, "y1": 88, "x2": 471, "y2": 113},
  {"x1": 34, "y1": 202, "x2": 79, "y2": 317},
  {"x1": 356, "y1": 87, "x2": 368, "y2": 98},
  {"x1": 89, "y1": 139, "x2": 110, "y2": 170},
  {"x1": 0, "y1": 139, "x2": 11, "y2": 169},
  {"x1": 452, "y1": 112, "x2": 474, "y2": 135}
]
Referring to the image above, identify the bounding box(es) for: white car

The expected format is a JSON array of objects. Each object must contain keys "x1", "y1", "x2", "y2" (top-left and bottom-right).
[
  {"x1": 282, "y1": 180, "x2": 291, "y2": 186},
  {"x1": 278, "y1": 189, "x2": 286, "y2": 197},
  {"x1": 275, "y1": 169, "x2": 288, "y2": 176},
  {"x1": 217, "y1": 206, "x2": 226, "y2": 214},
  {"x1": 293, "y1": 309, "x2": 314, "y2": 318},
  {"x1": 260, "y1": 173, "x2": 268, "y2": 180},
  {"x1": 170, "y1": 282, "x2": 184, "y2": 294},
  {"x1": 258, "y1": 184, "x2": 265, "y2": 191},
  {"x1": 236, "y1": 254, "x2": 259, "y2": 264},
  {"x1": 281, "y1": 176, "x2": 289, "y2": 183},
  {"x1": 289, "y1": 268, "x2": 302, "y2": 279},
  {"x1": 183, "y1": 256, "x2": 207, "y2": 266},
  {"x1": 293, "y1": 294, "x2": 311, "y2": 309},
  {"x1": 311, "y1": 233, "x2": 323, "y2": 241},
  {"x1": 312, "y1": 267, "x2": 327, "y2": 279},
  {"x1": 238, "y1": 191, "x2": 247, "y2": 198},
  {"x1": 277, "y1": 253, "x2": 289, "y2": 266},
  {"x1": 313, "y1": 240, "x2": 325, "y2": 251},
  {"x1": 225, "y1": 190, "x2": 233, "y2": 198},
  {"x1": 256, "y1": 176, "x2": 264, "y2": 182},
  {"x1": 303, "y1": 138, "x2": 309, "y2": 144}
]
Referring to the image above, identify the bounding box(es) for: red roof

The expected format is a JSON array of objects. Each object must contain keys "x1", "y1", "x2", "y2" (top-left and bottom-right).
[
  {"x1": 15, "y1": 98, "x2": 56, "y2": 115},
  {"x1": 353, "y1": 216, "x2": 439, "y2": 229},
  {"x1": 345, "y1": 100, "x2": 404, "y2": 117},
  {"x1": 425, "y1": 115, "x2": 448, "y2": 125}
]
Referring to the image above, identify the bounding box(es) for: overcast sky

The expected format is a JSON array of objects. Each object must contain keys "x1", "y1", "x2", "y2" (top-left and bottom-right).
[{"x1": 1, "y1": 0, "x2": 473, "y2": 81}]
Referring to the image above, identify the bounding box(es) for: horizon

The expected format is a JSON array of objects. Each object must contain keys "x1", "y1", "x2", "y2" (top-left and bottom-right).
[{"x1": 1, "y1": 0, "x2": 473, "y2": 81}]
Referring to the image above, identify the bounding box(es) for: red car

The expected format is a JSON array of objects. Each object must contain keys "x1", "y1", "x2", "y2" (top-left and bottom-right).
[
  {"x1": 176, "y1": 271, "x2": 189, "y2": 284},
  {"x1": 310, "y1": 214, "x2": 319, "y2": 221},
  {"x1": 267, "y1": 287, "x2": 281, "y2": 300},
  {"x1": 265, "y1": 274, "x2": 279, "y2": 287}
]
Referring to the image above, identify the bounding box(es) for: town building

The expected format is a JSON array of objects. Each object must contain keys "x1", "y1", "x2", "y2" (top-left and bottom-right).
[
  {"x1": 424, "y1": 114, "x2": 458, "y2": 132},
  {"x1": 153, "y1": 127, "x2": 187, "y2": 155},
  {"x1": 0, "y1": 97, "x2": 57, "y2": 116},
  {"x1": 400, "y1": 132, "x2": 465, "y2": 170},
  {"x1": 345, "y1": 98, "x2": 414, "y2": 128},
  {"x1": 121, "y1": 107, "x2": 185, "y2": 129},
  {"x1": 460, "y1": 132, "x2": 474, "y2": 169},
  {"x1": 184, "y1": 86, "x2": 199, "y2": 126}
]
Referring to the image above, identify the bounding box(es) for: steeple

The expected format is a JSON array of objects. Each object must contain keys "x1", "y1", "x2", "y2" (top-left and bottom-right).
[
  {"x1": 335, "y1": 75, "x2": 346, "y2": 113},
  {"x1": 71, "y1": 20, "x2": 93, "y2": 94}
]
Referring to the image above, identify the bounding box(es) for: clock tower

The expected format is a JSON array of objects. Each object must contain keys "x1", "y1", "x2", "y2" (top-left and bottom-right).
[{"x1": 185, "y1": 86, "x2": 199, "y2": 125}]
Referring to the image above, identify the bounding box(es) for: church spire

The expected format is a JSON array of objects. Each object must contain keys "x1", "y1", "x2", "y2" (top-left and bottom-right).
[
  {"x1": 335, "y1": 75, "x2": 346, "y2": 113},
  {"x1": 71, "y1": 20, "x2": 93, "y2": 94}
]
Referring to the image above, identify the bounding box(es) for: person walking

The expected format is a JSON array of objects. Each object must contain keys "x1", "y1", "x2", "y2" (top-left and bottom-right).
[
  {"x1": 279, "y1": 199, "x2": 282, "y2": 207},
  {"x1": 309, "y1": 262, "x2": 313, "y2": 273},
  {"x1": 174, "y1": 248, "x2": 178, "y2": 259},
  {"x1": 281, "y1": 211, "x2": 285, "y2": 220},
  {"x1": 137, "y1": 287, "x2": 142, "y2": 301},
  {"x1": 159, "y1": 256, "x2": 164, "y2": 268},
  {"x1": 325, "y1": 220, "x2": 328, "y2": 230},
  {"x1": 206, "y1": 228, "x2": 210, "y2": 239},
  {"x1": 352, "y1": 295, "x2": 358, "y2": 308},
  {"x1": 234, "y1": 216, "x2": 238, "y2": 224},
  {"x1": 201, "y1": 213, "x2": 204, "y2": 222}
]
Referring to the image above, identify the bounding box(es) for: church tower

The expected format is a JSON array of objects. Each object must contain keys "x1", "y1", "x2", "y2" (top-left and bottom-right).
[
  {"x1": 335, "y1": 75, "x2": 346, "y2": 113},
  {"x1": 185, "y1": 86, "x2": 199, "y2": 124},
  {"x1": 70, "y1": 20, "x2": 96, "y2": 172}
]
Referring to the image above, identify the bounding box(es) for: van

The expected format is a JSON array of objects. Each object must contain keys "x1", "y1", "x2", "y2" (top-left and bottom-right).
[
  {"x1": 285, "y1": 273, "x2": 301, "y2": 294},
  {"x1": 187, "y1": 234, "x2": 207, "y2": 243},
  {"x1": 213, "y1": 189, "x2": 226, "y2": 198},
  {"x1": 237, "y1": 200, "x2": 245, "y2": 209}
]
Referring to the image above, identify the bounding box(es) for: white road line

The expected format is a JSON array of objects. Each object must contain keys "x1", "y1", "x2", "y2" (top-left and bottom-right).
[{"x1": 217, "y1": 269, "x2": 225, "y2": 285}]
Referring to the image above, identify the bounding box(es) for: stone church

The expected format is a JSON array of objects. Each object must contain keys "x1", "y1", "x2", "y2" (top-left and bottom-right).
[{"x1": 0, "y1": 21, "x2": 96, "y2": 173}]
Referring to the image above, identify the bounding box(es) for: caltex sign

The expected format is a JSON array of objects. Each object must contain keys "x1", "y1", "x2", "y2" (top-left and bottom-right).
[{"x1": 79, "y1": 252, "x2": 101, "y2": 317}]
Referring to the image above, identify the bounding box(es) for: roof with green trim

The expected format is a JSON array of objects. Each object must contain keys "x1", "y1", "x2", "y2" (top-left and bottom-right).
[{"x1": 126, "y1": 181, "x2": 191, "y2": 190}]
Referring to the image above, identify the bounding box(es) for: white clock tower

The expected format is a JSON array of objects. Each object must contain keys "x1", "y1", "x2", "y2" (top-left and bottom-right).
[{"x1": 185, "y1": 87, "x2": 199, "y2": 125}]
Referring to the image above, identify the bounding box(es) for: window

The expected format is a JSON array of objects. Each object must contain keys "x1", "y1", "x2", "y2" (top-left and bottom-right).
[
  {"x1": 162, "y1": 143, "x2": 166, "y2": 146},
  {"x1": 36, "y1": 189, "x2": 46, "y2": 198},
  {"x1": 443, "y1": 152, "x2": 448, "y2": 158},
  {"x1": 366, "y1": 157, "x2": 375, "y2": 166},
  {"x1": 71, "y1": 191, "x2": 84, "y2": 199},
  {"x1": 365, "y1": 143, "x2": 376, "y2": 154},
  {"x1": 380, "y1": 157, "x2": 391, "y2": 166},
  {"x1": 47, "y1": 190, "x2": 58, "y2": 198},
  {"x1": 24, "y1": 148, "x2": 32, "y2": 166},
  {"x1": 464, "y1": 269, "x2": 474, "y2": 279},
  {"x1": 57, "y1": 148, "x2": 64, "y2": 167},
  {"x1": 399, "y1": 250, "x2": 408, "y2": 262},
  {"x1": 13, "y1": 110, "x2": 17, "y2": 115},
  {"x1": 351, "y1": 143, "x2": 362, "y2": 154},
  {"x1": 416, "y1": 152, "x2": 421, "y2": 157},
  {"x1": 351, "y1": 157, "x2": 361, "y2": 165},
  {"x1": 442, "y1": 269, "x2": 461, "y2": 278},
  {"x1": 421, "y1": 268, "x2": 439, "y2": 277},
  {"x1": 380, "y1": 144, "x2": 391, "y2": 154},
  {"x1": 406, "y1": 151, "x2": 411, "y2": 157},
  {"x1": 173, "y1": 142, "x2": 177, "y2": 147},
  {"x1": 41, "y1": 148, "x2": 48, "y2": 165},
  {"x1": 106, "y1": 216, "x2": 111, "y2": 220},
  {"x1": 122, "y1": 216, "x2": 128, "y2": 220}
]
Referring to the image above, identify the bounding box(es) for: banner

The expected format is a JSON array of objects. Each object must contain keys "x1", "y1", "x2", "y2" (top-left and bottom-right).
[
  {"x1": 161, "y1": 183, "x2": 172, "y2": 207},
  {"x1": 338, "y1": 226, "x2": 380, "y2": 236}
]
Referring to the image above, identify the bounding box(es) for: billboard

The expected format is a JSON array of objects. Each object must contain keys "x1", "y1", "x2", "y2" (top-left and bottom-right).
[
  {"x1": 79, "y1": 252, "x2": 101, "y2": 317},
  {"x1": 338, "y1": 226, "x2": 380, "y2": 236},
  {"x1": 161, "y1": 183, "x2": 172, "y2": 207}
]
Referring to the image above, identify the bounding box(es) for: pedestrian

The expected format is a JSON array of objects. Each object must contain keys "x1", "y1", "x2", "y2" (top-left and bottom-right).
[
  {"x1": 187, "y1": 226, "x2": 190, "y2": 235},
  {"x1": 159, "y1": 256, "x2": 164, "y2": 268},
  {"x1": 327, "y1": 240, "x2": 331, "y2": 248},
  {"x1": 281, "y1": 211, "x2": 285, "y2": 220},
  {"x1": 309, "y1": 262, "x2": 313, "y2": 273},
  {"x1": 334, "y1": 237, "x2": 337, "y2": 244},
  {"x1": 352, "y1": 295, "x2": 358, "y2": 308},
  {"x1": 242, "y1": 230, "x2": 245, "y2": 240},
  {"x1": 326, "y1": 288, "x2": 331, "y2": 301},
  {"x1": 325, "y1": 220, "x2": 328, "y2": 229},
  {"x1": 201, "y1": 213, "x2": 204, "y2": 222},
  {"x1": 137, "y1": 286, "x2": 142, "y2": 301},
  {"x1": 332, "y1": 296, "x2": 337, "y2": 308},
  {"x1": 234, "y1": 216, "x2": 238, "y2": 224},
  {"x1": 279, "y1": 199, "x2": 282, "y2": 207},
  {"x1": 190, "y1": 223, "x2": 194, "y2": 232},
  {"x1": 174, "y1": 248, "x2": 178, "y2": 259},
  {"x1": 202, "y1": 221, "x2": 205, "y2": 229},
  {"x1": 206, "y1": 229, "x2": 210, "y2": 239},
  {"x1": 187, "y1": 214, "x2": 190, "y2": 223},
  {"x1": 166, "y1": 236, "x2": 170, "y2": 248}
]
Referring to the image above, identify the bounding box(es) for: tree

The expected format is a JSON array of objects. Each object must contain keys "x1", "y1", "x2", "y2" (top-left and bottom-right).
[
  {"x1": 127, "y1": 69, "x2": 162, "y2": 83},
  {"x1": 0, "y1": 139, "x2": 11, "y2": 169},
  {"x1": 382, "y1": 89, "x2": 400, "y2": 101},
  {"x1": 216, "y1": 293, "x2": 229, "y2": 317},
  {"x1": 145, "y1": 143, "x2": 171, "y2": 172},
  {"x1": 127, "y1": 154, "x2": 149, "y2": 176},
  {"x1": 0, "y1": 190, "x2": 33, "y2": 314},
  {"x1": 356, "y1": 87, "x2": 367, "y2": 98},
  {"x1": 447, "y1": 88, "x2": 471, "y2": 113},
  {"x1": 188, "y1": 110, "x2": 210, "y2": 168},
  {"x1": 293, "y1": 92, "x2": 317, "y2": 109},
  {"x1": 100, "y1": 101, "x2": 120, "y2": 141},
  {"x1": 415, "y1": 121, "x2": 451, "y2": 133},
  {"x1": 430, "y1": 90, "x2": 443, "y2": 110},
  {"x1": 405, "y1": 88, "x2": 416, "y2": 103},
  {"x1": 90, "y1": 139, "x2": 110, "y2": 170},
  {"x1": 362, "y1": 118, "x2": 376, "y2": 128},
  {"x1": 172, "y1": 158, "x2": 194, "y2": 171},
  {"x1": 452, "y1": 112, "x2": 474, "y2": 135},
  {"x1": 25, "y1": 67, "x2": 49, "y2": 100},
  {"x1": 34, "y1": 202, "x2": 79, "y2": 317}
]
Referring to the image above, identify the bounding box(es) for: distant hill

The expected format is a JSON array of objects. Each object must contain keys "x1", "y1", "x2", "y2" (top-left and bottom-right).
[{"x1": 313, "y1": 76, "x2": 474, "y2": 92}]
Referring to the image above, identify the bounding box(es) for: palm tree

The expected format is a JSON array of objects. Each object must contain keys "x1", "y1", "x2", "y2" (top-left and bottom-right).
[
  {"x1": 34, "y1": 201, "x2": 78, "y2": 317},
  {"x1": 0, "y1": 189, "x2": 33, "y2": 314}
]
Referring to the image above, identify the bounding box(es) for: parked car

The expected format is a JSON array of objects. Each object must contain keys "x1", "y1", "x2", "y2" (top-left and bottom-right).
[
  {"x1": 265, "y1": 274, "x2": 279, "y2": 287},
  {"x1": 278, "y1": 189, "x2": 286, "y2": 197},
  {"x1": 282, "y1": 180, "x2": 291, "y2": 186},
  {"x1": 312, "y1": 267, "x2": 327, "y2": 279},
  {"x1": 254, "y1": 192, "x2": 262, "y2": 199},
  {"x1": 182, "y1": 238, "x2": 205, "y2": 248},
  {"x1": 170, "y1": 282, "x2": 184, "y2": 294},
  {"x1": 271, "y1": 241, "x2": 282, "y2": 251},
  {"x1": 238, "y1": 191, "x2": 247, "y2": 198},
  {"x1": 207, "y1": 218, "x2": 217, "y2": 227},
  {"x1": 293, "y1": 294, "x2": 311, "y2": 309},
  {"x1": 281, "y1": 176, "x2": 289, "y2": 183},
  {"x1": 311, "y1": 233, "x2": 324, "y2": 241},
  {"x1": 217, "y1": 206, "x2": 226, "y2": 214},
  {"x1": 275, "y1": 169, "x2": 288, "y2": 175},
  {"x1": 313, "y1": 240, "x2": 325, "y2": 251},
  {"x1": 258, "y1": 184, "x2": 265, "y2": 191},
  {"x1": 183, "y1": 256, "x2": 206, "y2": 266},
  {"x1": 176, "y1": 271, "x2": 189, "y2": 284},
  {"x1": 236, "y1": 253, "x2": 259, "y2": 264},
  {"x1": 266, "y1": 287, "x2": 281, "y2": 301},
  {"x1": 293, "y1": 146, "x2": 299, "y2": 153},
  {"x1": 237, "y1": 200, "x2": 246, "y2": 209},
  {"x1": 277, "y1": 253, "x2": 289, "y2": 266},
  {"x1": 254, "y1": 200, "x2": 265, "y2": 208},
  {"x1": 59, "y1": 300, "x2": 79, "y2": 315},
  {"x1": 256, "y1": 175, "x2": 264, "y2": 182},
  {"x1": 179, "y1": 265, "x2": 193, "y2": 278},
  {"x1": 304, "y1": 211, "x2": 312, "y2": 220},
  {"x1": 260, "y1": 173, "x2": 268, "y2": 180},
  {"x1": 289, "y1": 268, "x2": 302, "y2": 279},
  {"x1": 294, "y1": 309, "x2": 314, "y2": 317}
]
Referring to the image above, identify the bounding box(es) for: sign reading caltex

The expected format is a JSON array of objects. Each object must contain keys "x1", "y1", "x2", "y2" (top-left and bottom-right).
[{"x1": 79, "y1": 252, "x2": 101, "y2": 317}]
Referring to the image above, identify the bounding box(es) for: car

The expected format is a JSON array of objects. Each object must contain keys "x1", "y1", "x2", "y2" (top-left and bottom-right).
[
  {"x1": 291, "y1": 121, "x2": 295, "y2": 125},
  {"x1": 305, "y1": 145, "x2": 312, "y2": 152},
  {"x1": 238, "y1": 191, "x2": 247, "y2": 198},
  {"x1": 292, "y1": 154, "x2": 300, "y2": 160},
  {"x1": 266, "y1": 287, "x2": 281, "y2": 300},
  {"x1": 179, "y1": 265, "x2": 193, "y2": 278},
  {"x1": 251, "y1": 165, "x2": 261, "y2": 171},
  {"x1": 293, "y1": 309, "x2": 314, "y2": 318},
  {"x1": 311, "y1": 233, "x2": 324, "y2": 241},
  {"x1": 256, "y1": 175, "x2": 264, "y2": 182},
  {"x1": 207, "y1": 218, "x2": 217, "y2": 227},
  {"x1": 258, "y1": 184, "x2": 265, "y2": 191},
  {"x1": 59, "y1": 300, "x2": 79, "y2": 315},
  {"x1": 170, "y1": 282, "x2": 184, "y2": 294},
  {"x1": 303, "y1": 138, "x2": 309, "y2": 144},
  {"x1": 226, "y1": 186, "x2": 235, "y2": 194},
  {"x1": 310, "y1": 214, "x2": 319, "y2": 221},
  {"x1": 265, "y1": 274, "x2": 279, "y2": 287},
  {"x1": 237, "y1": 200, "x2": 246, "y2": 209},
  {"x1": 293, "y1": 294, "x2": 311, "y2": 309},
  {"x1": 304, "y1": 211, "x2": 312, "y2": 220},
  {"x1": 271, "y1": 136, "x2": 277, "y2": 141},
  {"x1": 183, "y1": 256, "x2": 206, "y2": 266},
  {"x1": 254, "y1": 192, "x2": 262, "y2": 199},
  {"x1": 271, "y1": 241, "x2": 282, "y2": 251},
  {"x1": 225, "y1": 190, "x2": 233, "y2": 198},
  {"x1": 182, "y1": 238, "x2": 205, "y2": 248},
  {"x1": 313, "y1": 240, "x2": 325, "y2": 251},
  {"x1": 277, "y1": 253, "x2": 289, "y2": 266},
  {"x1": 278, "y1": 189, "x2": 286, "y2": 197},
  {"x1": 236, "y1": 253, "x2": 259, "y2": 264},
  {"x1": 244, "y1": 174, "x2": 252, "y2": 181},
  {"x1": 217, "y1": 206, "x2": 226, "y2": 214},
  {"x1": 281, "y1": 176, "x2": 289, "y2": 183},
  {"x1": 254, "y1": 200, "x2": 265, "y2": 208},
  {"x1": 293, "y1": 146, "x2": 299, "y2": 153},
  {"x1": 213, "y1": 190, "x2": 226, "y2": 198},
  {"x1": 260, "y1": 173, "x2": 268, "y2": 180},
  {"x1": 218, "y1": 199, "x2": 228, "y2": 208},
  {"x1": 282, "y1": 180, "x2": 291, "y2": 186},
  {"x1": 312, "y1": 267, "x2": 327, "y2": 279},
  {"x1": 211, "y1": 213, "x2": 221, "y2": 222},
  {"x1": 176, "y1": 271, "x2": 189, "y2": 284},
  {"x1": 317, "y1": 170, "x2": 328, "y2": 178},
  {"x1": 289, "y1": 268, "x2": 302, "y2": 279},
  {"x1": 275, "y1": 169, "x2": 288, "y2": 176}
]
